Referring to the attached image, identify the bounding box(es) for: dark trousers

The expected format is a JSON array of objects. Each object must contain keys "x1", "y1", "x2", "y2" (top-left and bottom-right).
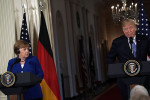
[
  {"x1": 117, "y1": 78, "x2": 129, "y2": 100},
  {"x1": 144, "y1": 76, "x2": 150, "y2": 94}
]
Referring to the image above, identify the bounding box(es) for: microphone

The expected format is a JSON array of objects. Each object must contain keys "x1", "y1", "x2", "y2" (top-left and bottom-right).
[{"x1": 10, "y1": 58, "x2": 21, "y2": 72}]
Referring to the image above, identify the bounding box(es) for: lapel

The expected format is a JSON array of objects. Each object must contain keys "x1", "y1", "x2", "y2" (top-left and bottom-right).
[
  {"x1": 123, "y1": 36, "x2": 134, "y2": 58},
  {"x1": 136, "y1": 35, "x2": 142, "y2": 59}
]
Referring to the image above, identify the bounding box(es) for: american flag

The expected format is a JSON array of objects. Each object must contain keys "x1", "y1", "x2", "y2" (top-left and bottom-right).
[
  {"x1": 137, "y1": 0, "x2": 150, "y2": 39},
  {"x1": 79, "y1": 37, "x2": 88, "y2": 85},
  {"x1": 137, "y1": 0, "x2": 150, "y2": 60},
  {"x1": 20, "y1": 13, "x2": 32, "y2": 56}
]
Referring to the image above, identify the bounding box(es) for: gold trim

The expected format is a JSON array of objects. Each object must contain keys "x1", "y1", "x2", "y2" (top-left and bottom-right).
[
  {"x1": 124, "y1": 60, "x2": 140, "y2": 76},
  {"x1": 1, "y1": 71, "x2": 15, "y2": 87}
]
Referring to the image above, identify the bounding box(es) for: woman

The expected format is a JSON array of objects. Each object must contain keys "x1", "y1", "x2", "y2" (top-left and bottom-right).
[{"x1": 7, "y1": 40, "x2": 44, "y2": 100}]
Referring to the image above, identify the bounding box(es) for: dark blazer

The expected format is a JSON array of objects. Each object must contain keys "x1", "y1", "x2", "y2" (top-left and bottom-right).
[
  {"x1": 107, "y1": 34, "x2": 150, "y2": 100},
  {"x1": 7, "y1": 56, "x2": 44, "y2": 100},
  {"x1": 107, "y1": 34, "x2": 150, "y2": 64}
]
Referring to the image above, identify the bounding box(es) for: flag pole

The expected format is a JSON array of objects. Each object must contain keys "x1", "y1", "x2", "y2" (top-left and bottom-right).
[
  {"x1": 22, "y1": 4, "x2": 26, "y2": 13},
  {"x1": 39, "y1": 1, "x2": 44, "y2": 11}
]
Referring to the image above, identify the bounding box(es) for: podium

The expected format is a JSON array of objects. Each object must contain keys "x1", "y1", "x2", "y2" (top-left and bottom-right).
[
  {"x1": 0, "y1": 72, "x2": 42, "y2": 100},
  {"x1": 108, "y1": 61, "x2": 150, "y2": 99},
  {"x1": 108, "y1": 61, "x2": 150, "y2": 78}
]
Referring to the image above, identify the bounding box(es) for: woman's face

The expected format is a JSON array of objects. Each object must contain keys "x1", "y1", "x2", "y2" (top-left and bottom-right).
[{"x1": 19, "y1": 47, "x2": 29, "y2": 59}]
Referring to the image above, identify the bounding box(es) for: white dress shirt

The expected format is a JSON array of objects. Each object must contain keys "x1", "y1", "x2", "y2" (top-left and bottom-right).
[{"x1": 128, "y1": 36, "x2": 136, "y2": 53}]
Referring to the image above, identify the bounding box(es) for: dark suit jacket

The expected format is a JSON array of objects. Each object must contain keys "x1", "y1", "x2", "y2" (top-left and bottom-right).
[
  {"x1": 107, "y1": 34, "x2": 150, "y2": 64},
  {"x1": 107, "y1": 34, "x2": 150, "y2": 100}
]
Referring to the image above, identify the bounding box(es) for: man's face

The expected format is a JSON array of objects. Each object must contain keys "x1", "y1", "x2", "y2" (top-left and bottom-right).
[{"x1": 122, "y1": 24, "x2": 137, "y2": 38}]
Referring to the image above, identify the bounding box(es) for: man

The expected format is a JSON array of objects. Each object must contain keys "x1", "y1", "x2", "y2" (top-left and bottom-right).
[{"x1": 107, "y1": 19, "x2": 150, "y2": 100}]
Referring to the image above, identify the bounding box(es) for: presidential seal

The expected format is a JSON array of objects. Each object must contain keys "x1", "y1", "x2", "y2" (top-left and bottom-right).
[
  {"x1": 1, "y1": 72, "x2": 15, "y2": 87},
  {"x1": 124, "y1": 60, "x2": 140, "y2": 76}
]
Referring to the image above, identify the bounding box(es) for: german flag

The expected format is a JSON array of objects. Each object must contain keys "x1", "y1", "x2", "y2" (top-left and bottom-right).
[{"x1": 37, "y1": 11, "x2": 61, "y2": 100}]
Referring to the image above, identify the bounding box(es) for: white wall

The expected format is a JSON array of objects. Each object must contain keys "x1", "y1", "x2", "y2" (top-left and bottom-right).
[
  {"x1": 50, "y1": 0, "x2": 74, "y2": 98},
  {"x1": 50, "y1": 0, "x2": 104, "y2": 98}
]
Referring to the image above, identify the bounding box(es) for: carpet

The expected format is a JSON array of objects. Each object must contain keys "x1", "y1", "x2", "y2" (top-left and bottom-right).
[{"x1": 95, "y1": 85, "x2": 122, "y2": 100}]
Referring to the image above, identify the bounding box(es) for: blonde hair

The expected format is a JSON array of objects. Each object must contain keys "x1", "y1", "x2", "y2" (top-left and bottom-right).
[{"x1": 121, "y1": 19, "x2": 136, "y2": 27}]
